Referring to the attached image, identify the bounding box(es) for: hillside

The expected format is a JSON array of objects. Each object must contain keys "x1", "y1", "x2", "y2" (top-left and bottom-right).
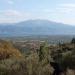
[
  {"x1": 0, "y1": 39, "x2": 22, "y2": 60},
  {"x1": 0, "y1": 20, "x2": 75, "y2": 37}
]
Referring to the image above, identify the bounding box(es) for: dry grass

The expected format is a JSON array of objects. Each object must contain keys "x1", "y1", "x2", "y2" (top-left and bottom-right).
[{"x1": 0, "y1": 40, "x2": 22, "y2": 59}]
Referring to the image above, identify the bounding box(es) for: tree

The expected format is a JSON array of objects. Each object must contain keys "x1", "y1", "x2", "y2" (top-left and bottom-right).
[
  {"x1": 38, "y1": 45, "x2": 44, "y2": 61},
  {"x1": 71, "y1": 38, "x2": 75, "y2": 44},
  {"x1": 38, "y1": 42, "x2": 50, "y2": 62}
]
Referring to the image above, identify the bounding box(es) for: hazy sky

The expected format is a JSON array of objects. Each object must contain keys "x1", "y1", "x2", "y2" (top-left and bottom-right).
[{"x1": 0, "y1": 0, "x2": 75, "y2": 25}]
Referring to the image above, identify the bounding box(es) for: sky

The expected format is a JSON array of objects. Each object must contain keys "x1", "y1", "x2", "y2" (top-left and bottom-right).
[{"x1": 0, "y1": 0, "x2": 75, "y2": 25}]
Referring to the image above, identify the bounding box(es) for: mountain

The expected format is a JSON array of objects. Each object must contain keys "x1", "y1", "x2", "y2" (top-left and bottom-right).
[{"x1": 0, "y1": 19, "x2": 75, "y2": 37}]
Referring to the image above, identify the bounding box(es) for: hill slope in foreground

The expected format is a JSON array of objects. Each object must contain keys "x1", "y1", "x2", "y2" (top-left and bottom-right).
[{"x1": 0, "y1": 39, "x2": 22, "y2": 60}]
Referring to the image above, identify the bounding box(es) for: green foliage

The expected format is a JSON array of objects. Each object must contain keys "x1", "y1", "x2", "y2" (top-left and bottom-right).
[
  {"x1": 71, "y1": 38, "x2": 75, "y2": 44},
  {"x1": 0, "y1": 52, "x2": 52, "y2": 75},
  {"x1": 50, "y1": 39, "x2": 75, "y2": 71},
  {"x1": 61, "y1": 51, "x2": 75, "y2": 69},
  {"x1": 38, "y1": 42, "x2": 50, "y2": 62},
  {"x1": 0, "y1": 58, "x2": 28, "y2": 75},
  {"x1": 25, "y1": 52, "x2": 52, "y2": 75},
  {"x1": 1, "y1": 38, "x2": 75, "y2": 75},
  {"x1": 38, "y1": 45, "x2": 44, "y2": 61}
]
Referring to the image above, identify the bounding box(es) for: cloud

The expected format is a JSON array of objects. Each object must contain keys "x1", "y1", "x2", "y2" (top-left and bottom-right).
[
  {"x1": 0, "y1": 8, "x2": 75, "y2": 25},
  {"x1": 52, "y1": 17, "x2": 75, "y2": 25},
  {"x1": 8, "y1": 0, "x2": 14, "y2": 4},
  {"x1": 3, "y1": 10, "x2": 22, "y2": 17},
  {"x1": 56, "y1": 7, "x2": 73, "y2": 13},
  {"x1": 0, "y1": 10, "x2": 32, "y2": 23},
  {"x1": 55, "y1": 3, "x2": 75, "y2": 14},
  {"x1": 59, "y1": 3, "x2": 75, "y2": 8}
]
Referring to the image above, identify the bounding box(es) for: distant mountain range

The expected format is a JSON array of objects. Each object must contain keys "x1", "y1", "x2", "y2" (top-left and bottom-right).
[{"x1": 0, "y1": 20, "x2": 75, "y2": 37}]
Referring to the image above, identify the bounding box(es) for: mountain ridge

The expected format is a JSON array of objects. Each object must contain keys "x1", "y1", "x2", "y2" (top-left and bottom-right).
[{"x1": 0, "y1": 19, "x2": 75, "y2": 36}]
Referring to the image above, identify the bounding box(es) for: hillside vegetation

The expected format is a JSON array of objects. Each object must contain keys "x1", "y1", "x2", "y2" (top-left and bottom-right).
[
  {"x1": 0, "y1": 39, "x2": 22, "y2": 59},
  {"x1": 0, "y1": 38, "x2": 75, "y2": 75}
]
